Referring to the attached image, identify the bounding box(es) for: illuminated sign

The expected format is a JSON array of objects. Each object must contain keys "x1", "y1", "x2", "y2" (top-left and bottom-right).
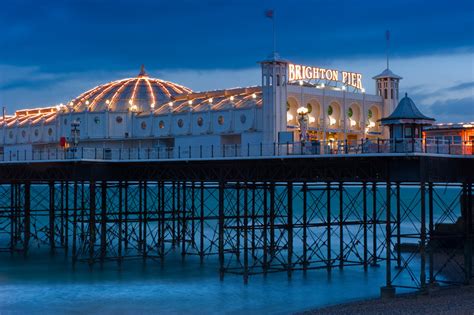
[{"x1": 288, "y1": 63, "x2": 363, "y2": 90}]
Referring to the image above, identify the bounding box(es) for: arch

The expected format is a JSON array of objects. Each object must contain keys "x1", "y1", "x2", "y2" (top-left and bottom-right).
[
  {"x1": 327, "y1": 101, "x2": 341, "y2": 127},
  {"x1": 286, "y1": 96, "x2": 299, "y2": 126},
  {"x1": 348, "y1": 102, "x2": 361, "y2": 129},
  {"x1": 306, "y1": 99, "x2": 321, "y2": 126},
  {"x1": 367, "y1": 105, "x2": 382, "y2": 130}
]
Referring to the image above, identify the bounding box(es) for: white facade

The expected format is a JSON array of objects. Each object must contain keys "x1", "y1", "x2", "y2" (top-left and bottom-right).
[{"x1": 0, "y1": 61, "x2": 401, "y2": 159}]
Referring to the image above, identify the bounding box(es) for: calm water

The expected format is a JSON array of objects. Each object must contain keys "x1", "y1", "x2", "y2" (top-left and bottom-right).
[
  {"x1": 0, "y1": 185, "x2": 460, "y2": 314},
  {"x1": 0, "y1": 252, "x2": 393, "y2": 314}
]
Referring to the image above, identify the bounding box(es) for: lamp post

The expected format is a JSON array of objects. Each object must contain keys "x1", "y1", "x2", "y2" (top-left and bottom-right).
[
  {"x1": 297, "y1": 106, "x2": 309, "y2": 145},
  {"x1": 71, "y1": 119, "x2": 80, "y2": 158}
]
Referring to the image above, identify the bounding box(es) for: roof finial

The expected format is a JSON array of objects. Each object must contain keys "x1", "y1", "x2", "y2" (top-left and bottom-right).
[{"x1": 138, "y1": 64, "x2": 148, "y2": 77}]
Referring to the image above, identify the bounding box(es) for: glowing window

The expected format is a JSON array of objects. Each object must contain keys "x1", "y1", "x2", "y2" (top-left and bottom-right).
[{"x1": 159, "y1": 121, "x2": 165, "y2": 129}]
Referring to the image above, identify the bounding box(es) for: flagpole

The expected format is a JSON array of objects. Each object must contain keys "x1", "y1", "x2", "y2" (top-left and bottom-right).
[
  {"x1": 272, "y1": 10, "x2": 276, "y2": 58},
  {"x1": 386, "y1": 30, "x2": 390, "y2": 69}
]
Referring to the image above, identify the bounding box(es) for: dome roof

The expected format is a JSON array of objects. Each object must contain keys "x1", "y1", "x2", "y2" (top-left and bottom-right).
[{"x1": 69, "y1": 66, "x2": 192, "y2": 112}]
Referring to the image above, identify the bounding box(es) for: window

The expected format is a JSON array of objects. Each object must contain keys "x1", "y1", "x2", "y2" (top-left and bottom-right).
[
  {"x1": 197, "y1": 117, "x2": 204, "y2": 127},
  {"x1": 116, "y1": 116, "x2": 123, "y2": 123},
  {"x1": 159, "y1": 121, "x2": 165, "y2": 129},
  {"x1": 34, "y1": 129, "x2": 39, "y2": 137},
  {"x1": 218, "y1": 115, "x2": 224, "y2": 125},
  {"x1": 347, "y1": 108, "x2": 353, "y2": 118},
  {"x1": 367, "y1": 109, "x2": 373, "y2": 119},
  {"x1": 8, "y1": 131, "x2": 13, "y2": 139},
  {"x1": 276, "y1": 74, "x2": 280, "y2": 86},
  {"x1": 453, "y1": 136, "x2": 462, "y2": 144},
  {"x1": 405, "y1": 127, "x2": 412, "y2": 137},
  {"x1": 141, "y1": 121, "x2": 147, "y2": 130},
  {"x1": 21, "y1": 130, "x2": 26, "y2": 138},
  {"x1": 177, "y1": 119, "x2": 184, "y2": 128},
  {"x1": 94, "y1": 117, "x2": 100, "y2": 124},
  {"x1": 327, "y1": 106, "x2": 333, "y2": 116},
  {"x1": 64, "y1": 118, "x2": 68, "y2": 125},
  {"x1": 306, "y1": 103, "x2": 312, "y2": 114},
  {"x1": 240, "y1": 114, "x2": 246, "y2": 124},
  {"x1": 48, "y1": 128, "x2": 53, "y2": 136}
]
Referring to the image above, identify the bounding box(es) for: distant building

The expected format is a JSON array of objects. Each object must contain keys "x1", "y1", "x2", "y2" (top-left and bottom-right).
[{"x1": 424, "y1": 123, "x2": 474, "y2": 154}]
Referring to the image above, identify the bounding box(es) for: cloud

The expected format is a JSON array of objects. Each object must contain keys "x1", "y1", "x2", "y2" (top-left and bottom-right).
[
  {"x1": 0, "y1": 0, "x2": 473, "y2": 72},
  {"x1": 424, "y1": 97, "x2": 474, "y2": 123},
  {"x1": 446, "y1": 81, "x2": 474, "y2": 92}
]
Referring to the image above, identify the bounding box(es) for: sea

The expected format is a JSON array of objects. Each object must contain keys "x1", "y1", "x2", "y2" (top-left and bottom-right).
[{"x1": 0, "y1": 184, "x2": 462, "y2": 314}]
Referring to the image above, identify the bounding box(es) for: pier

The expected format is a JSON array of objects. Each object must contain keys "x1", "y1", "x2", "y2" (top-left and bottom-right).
[{"x1": 0, "y1": 145, "x2": 473, "y2": 296}]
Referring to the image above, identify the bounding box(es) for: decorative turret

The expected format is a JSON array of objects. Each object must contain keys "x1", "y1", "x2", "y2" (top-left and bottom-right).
[
  {"x1": 373, "y1": 30, "x2": 403, "y2": 138},
  {"x1": 380, "y1": 93, "x2": 435, "y2": 139},
  {"x1": 260, "y1": 55, "x2": 288, "y2": 144}
]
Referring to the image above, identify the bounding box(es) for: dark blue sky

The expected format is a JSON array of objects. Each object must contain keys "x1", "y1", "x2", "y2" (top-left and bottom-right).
[{"x1": 1, "y1": 0, "x2": 473, "y2": 121}]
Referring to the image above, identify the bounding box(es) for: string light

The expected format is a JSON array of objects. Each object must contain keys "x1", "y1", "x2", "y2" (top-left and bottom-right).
[{"x1": 144, "y1": 78, "x2": 156, "y2": 108}]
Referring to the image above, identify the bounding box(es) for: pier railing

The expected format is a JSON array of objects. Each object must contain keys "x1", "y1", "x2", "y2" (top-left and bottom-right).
[{"x1": 0, "y1": 138, "x2": 473, "y2": 162}]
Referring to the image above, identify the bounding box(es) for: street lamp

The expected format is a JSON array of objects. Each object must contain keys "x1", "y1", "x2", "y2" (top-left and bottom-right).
[{"x1": 297, "y1": 106, "x2": 309, "y2": 144}]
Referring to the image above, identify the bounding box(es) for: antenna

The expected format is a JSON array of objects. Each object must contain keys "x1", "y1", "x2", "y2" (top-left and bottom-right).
[{"x1": 386, "y1": 30, "x2": 390, "y2": 69}]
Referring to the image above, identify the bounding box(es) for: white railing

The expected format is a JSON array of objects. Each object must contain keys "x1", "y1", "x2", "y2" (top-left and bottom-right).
[{"x1": 0, "y1": 139, "x2": 472, "y2": 162}]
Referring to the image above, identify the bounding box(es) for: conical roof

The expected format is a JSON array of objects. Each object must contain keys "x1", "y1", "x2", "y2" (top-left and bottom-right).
[
  {"x1": 381, "y1": 93, "x2": 434, "y2": 125},
  {"x1": 372, "y1": 68, "x2": 402, "y2": 80}
]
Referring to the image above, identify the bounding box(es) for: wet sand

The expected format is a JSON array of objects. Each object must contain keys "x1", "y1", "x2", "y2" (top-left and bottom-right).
[{"x1": 301, "y1": 285, "x2": 474, "y2": 315}]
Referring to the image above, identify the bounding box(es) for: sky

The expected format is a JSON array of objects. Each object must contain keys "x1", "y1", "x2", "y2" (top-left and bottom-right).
[{"x1": 0, "y1": 0, "x2": 473, "y2": 122}]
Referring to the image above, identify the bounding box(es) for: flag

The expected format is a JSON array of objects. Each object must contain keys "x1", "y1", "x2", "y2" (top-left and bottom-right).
[
  {"x1": 265, "y1": 9, "x2": 273, "y2": 19},
  {"x1": 386, "y1": 30, "x2": 390, "y2": 41}
]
